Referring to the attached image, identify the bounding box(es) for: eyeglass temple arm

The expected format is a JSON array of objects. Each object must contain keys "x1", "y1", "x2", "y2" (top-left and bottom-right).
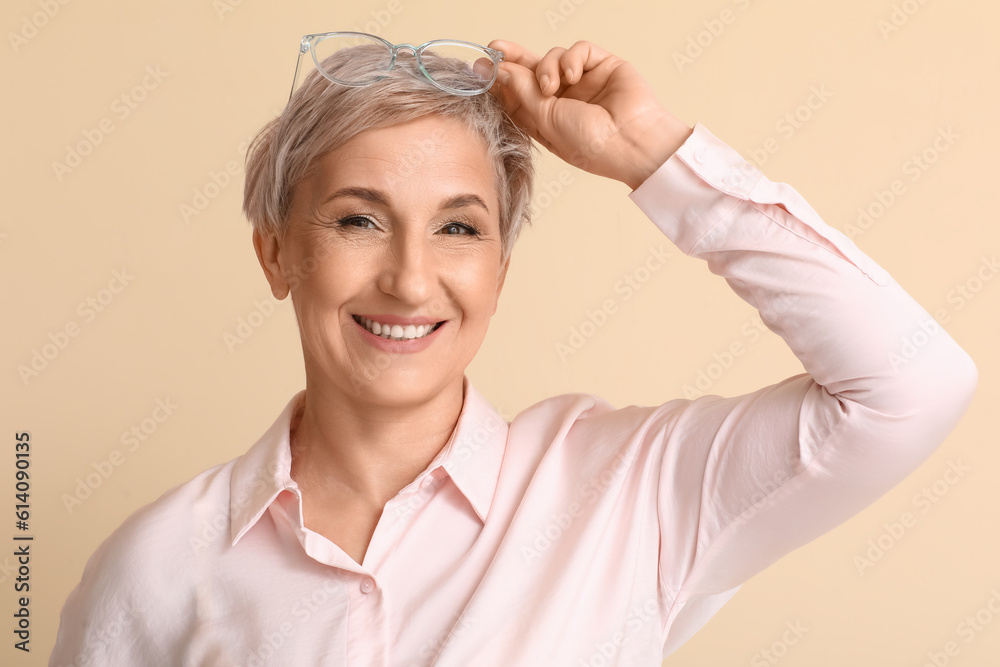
[{"x1": 288, "y1": 40, "x2": 310, "y2": 102}]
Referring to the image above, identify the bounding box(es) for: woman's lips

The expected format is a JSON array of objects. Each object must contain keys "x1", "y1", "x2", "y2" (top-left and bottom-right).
[{"x1": 352, "y1": 315, "x2": 445, "y2": 341}]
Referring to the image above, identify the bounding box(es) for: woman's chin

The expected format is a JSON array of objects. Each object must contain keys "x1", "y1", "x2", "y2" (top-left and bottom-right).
[{"x1": 310, "y1": 363, "x2": 462, "y2": 411}]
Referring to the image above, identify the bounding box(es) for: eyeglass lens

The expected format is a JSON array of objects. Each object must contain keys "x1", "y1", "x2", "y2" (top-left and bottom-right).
[{"x1": 310, "y1": 34, "x2": 497, "y2": 93}]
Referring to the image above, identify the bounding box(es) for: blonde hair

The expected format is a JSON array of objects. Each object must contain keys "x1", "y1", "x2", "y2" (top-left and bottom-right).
[{"x1": 243, "y1": 44, "x2": 535, "y2": 260}]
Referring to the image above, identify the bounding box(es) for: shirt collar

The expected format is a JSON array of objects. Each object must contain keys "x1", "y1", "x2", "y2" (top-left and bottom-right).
[{"x1": 229, "y1": 378, "x2": 509, "y2": 546}]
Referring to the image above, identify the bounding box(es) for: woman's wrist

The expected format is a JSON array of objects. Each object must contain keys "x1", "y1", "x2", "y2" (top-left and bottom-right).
[{"x1": 621, "y1": 112, "x2": 694, "y2": 190}]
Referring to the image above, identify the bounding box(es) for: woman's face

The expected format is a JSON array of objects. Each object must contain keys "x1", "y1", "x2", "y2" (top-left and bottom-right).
[{"x1": 255, "y1": 114, "x2": 509, "y2": 408}]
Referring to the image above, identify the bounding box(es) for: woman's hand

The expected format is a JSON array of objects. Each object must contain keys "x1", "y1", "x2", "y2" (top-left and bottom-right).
[{"x1": 487, "y1": 39, "x2": 693, "y2": 190}]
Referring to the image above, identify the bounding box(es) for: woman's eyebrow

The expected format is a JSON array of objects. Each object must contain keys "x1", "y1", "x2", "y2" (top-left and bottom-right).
[
  {"x1": 440, "y1": 193, "x2": 490, "y2": 213},
  {"x1": 322, "y1": 186, "x2": 387, "y2": 206},
  {"x1": 323, "y1": 187, "x2": 490, "y2": 213}
]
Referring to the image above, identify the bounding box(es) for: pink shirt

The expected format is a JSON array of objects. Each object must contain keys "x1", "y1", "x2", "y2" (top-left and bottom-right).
[{"x1": 50, "y1": 123, "x2": 977, "y2": 666}]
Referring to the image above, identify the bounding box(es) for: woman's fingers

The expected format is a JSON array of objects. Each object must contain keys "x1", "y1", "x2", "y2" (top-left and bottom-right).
[
  {"x1": 535, "y1": 41, "x2": 616, "y2": 95},
  {"x1": 488, "y1": 39, "x2": 551, "y2": 101},
  {"x1": 487, "y1": 39, "x2": 688, "y2": 186},
  {"x1": 534, "y1": 47, "x2": 568, "y2": 95},
  {"x1": 490, "y1": 60, "x2": 547, "y2": 139},
  {"x1": 487, "y1": 39, "x2": 541, "y2": 70},
  {"x1": 487, "y1": 39, "x2": 619, "y2": 98}
]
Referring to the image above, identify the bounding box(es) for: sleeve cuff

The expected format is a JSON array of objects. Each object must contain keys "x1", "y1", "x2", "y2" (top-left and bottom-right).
[
  {"x1": 628, "y1": 122, "x2": 765, "y2": 254},
  {"x1": 628, "y1": 122, "x2": 892, "y2": 287}
]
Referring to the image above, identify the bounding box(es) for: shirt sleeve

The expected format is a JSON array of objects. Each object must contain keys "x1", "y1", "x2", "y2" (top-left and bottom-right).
[
  {"x1": 48, "y1": 469, "x2": 242, "y2": 667},
  {"x1": 49, "y1": 520, "x2": 171, "y2": 667},
  {"x1": 627, "y1": 123, "x2": 978, "y2": 656}
]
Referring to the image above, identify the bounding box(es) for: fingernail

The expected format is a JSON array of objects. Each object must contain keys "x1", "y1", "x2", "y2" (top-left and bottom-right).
[
  {"x1": 539, "y1": 73, "x2": 550, "y2": 93},
  {"x1": 473, "y1": 60, "x2": 492, "y2": 79}
]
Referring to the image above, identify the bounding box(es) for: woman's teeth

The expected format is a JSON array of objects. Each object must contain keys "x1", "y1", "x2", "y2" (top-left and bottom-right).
[{"x1": 357, "y1": 317, "x2": 440, "y2": 341}]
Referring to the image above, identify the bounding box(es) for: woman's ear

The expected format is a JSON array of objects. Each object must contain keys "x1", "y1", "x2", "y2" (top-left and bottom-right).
[{"x1": 253, "y1": 228, "x2": 290, "y2": 300}]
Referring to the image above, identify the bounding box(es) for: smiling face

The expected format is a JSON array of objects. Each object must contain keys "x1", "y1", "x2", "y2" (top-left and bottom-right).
[{"x1": 254, "y1": 114, "x2": 509, "y2": 410}]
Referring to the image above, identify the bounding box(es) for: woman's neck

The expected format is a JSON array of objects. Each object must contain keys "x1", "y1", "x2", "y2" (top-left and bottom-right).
[{"x1": 288, "y1": 376, "x2": 466, "y2": 509}]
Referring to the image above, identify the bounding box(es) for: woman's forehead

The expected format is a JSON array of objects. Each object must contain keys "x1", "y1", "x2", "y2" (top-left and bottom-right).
[{"x1": 302, "y1": 117, "x2": 499, "y2": 208}]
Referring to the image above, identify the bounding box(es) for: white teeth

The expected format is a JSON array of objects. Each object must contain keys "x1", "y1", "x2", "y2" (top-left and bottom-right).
[{"x1": 359, "y1": 317, "x2": 438, "y2": 341}]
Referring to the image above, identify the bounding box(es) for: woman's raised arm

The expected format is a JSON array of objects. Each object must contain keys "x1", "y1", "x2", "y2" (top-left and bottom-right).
[{"x1": 489, "y1": 39, "x2": 978, "y2": 657}]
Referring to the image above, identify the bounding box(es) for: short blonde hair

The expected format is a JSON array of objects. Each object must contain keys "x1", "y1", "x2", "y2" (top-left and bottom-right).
[{"x1": 243, "y1": 44, "x2": 535, "y2": 259}]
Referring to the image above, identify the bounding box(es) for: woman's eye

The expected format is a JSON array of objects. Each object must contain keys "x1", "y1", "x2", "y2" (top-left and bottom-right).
[
  {"x1": 337, "y1": 215, "x2": 377, "y2": 229},
  {"x1": 440, "y1": 222, "x2": 478, "y2": 236}
]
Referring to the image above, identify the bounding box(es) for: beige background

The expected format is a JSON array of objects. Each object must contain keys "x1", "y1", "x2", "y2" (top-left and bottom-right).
[{"x1": 2, "y1": 0, "x2": 997, "y2": 664}]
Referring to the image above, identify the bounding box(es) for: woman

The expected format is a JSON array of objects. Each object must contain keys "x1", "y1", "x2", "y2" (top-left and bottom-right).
[{"x1": 51, "y1": 34, "x2": 977, "y2": 666}]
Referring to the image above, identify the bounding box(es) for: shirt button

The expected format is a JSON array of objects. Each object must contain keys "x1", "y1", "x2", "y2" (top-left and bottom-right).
[
  {"x1": 692, "y1": 147, "x2": 709, "y2": 165},
  {"x1": 420, "y1": 473, "x2": 435, "y2": 490},
  {"x1": 360, "y1": 577, "x2": 375, "y2": 594}
]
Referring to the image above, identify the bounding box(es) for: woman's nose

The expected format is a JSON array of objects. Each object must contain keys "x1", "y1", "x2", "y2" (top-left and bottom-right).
[{"x1": 377, "y1": 233, "x2": 435, "y2": 305}]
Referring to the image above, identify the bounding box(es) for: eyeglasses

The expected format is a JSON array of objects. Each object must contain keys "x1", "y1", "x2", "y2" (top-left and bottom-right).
[{"x1": 290, "y1": 32, "x2": 504, "y2": 101}]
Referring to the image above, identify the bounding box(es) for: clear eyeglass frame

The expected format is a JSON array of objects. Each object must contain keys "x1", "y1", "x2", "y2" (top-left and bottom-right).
[{"x1": 290, "y1": 31, "x2": 505, "y2": 101}]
